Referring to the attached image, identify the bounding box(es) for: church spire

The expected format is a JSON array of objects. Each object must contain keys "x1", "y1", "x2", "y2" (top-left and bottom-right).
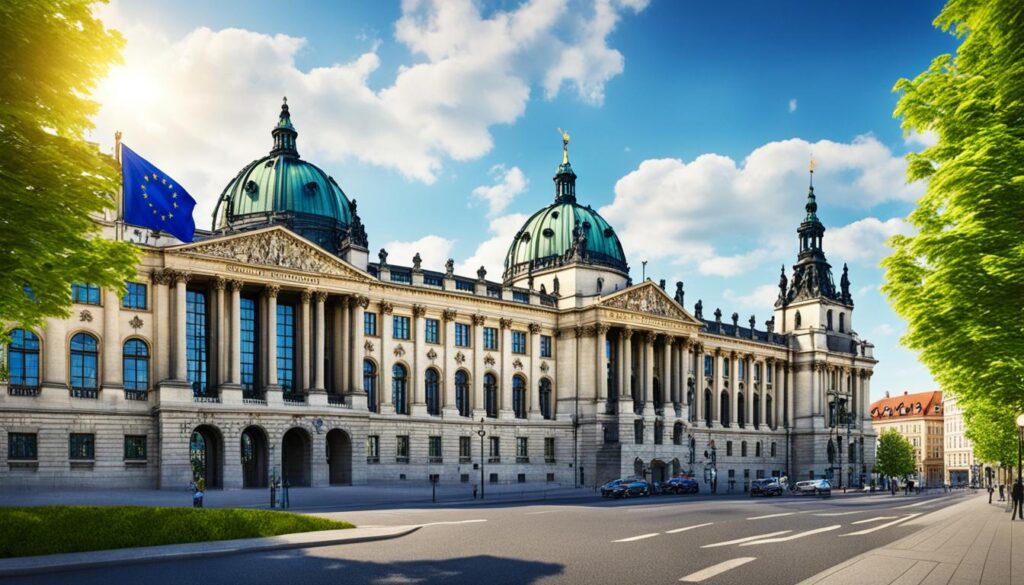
[
  {"x1": 553, "y1": 128, "x2": 577, "y2": 204},
  {"x1": 270, "y1": 97, "x2": 299, "y2": 158}
]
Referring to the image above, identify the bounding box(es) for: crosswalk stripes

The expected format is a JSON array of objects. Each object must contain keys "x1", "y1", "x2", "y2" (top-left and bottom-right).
[
  {"x1": 679, "y1": 557, "x2": 757, "y2": 582},
  {"x1": 612, "y1": 533, "x2": 661, "y2": 543},
  {"x1": 851, "y1": 515, "x2": 898, "y2": 525},
  {"x1": 842, "y1": 513, "x2": 921, "y2": 536},
  {"x1": 701, "y1": 530, "x2": 791, "y2": 548},
  {"x1": 738, "y1": 525, "x2": 841, "y2": 546}
]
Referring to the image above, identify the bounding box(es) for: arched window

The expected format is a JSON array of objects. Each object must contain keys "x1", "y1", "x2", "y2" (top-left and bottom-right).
[
  {"x1": 838, "y1": 313, "x2": 845, "y2": 333},
  {"x1": 363, "y1": 360, "x2": 377, "y2": 413},
  {"x1": 826, "y1": 310, "x2": 834, "y2": 331},
  {"x1": 512, "y1": 375, "x2": 526, "y2": 419},
  {"x1": 70, "y1": 332, "x2": 99, "y2": 393},
  {"x1": 673, "y1": 422, "x2": 683, "y2": 445},
  {"x1": 455, "y1": 370, "x2": 470, "y2": 417},
  {"x1": 794, "y1": 311, "x2": 802, "y2": 329},
  {"x1": 539, "y1": 378, "x2": 552, "y2": 420},
  {"x1": 737, "y1": 392, "x2": 746, "y2": 428},
  {"x1": 766, "y1": 395, "x2": 774, "y2": 429},
  {"x1": 425, "y1": 369, "x2": 440, "y2": 416},
  {"x1": 7, "y1": 329, "x2": 40, "y2": 389},
  {"x1": 484, "y1": 373, "x2": 498, "y2": 418},
  {"x1": 753, "y1": 394, "x2": 761, "y2": 428},
  {"x1": 756, "y1": 441, "x2": 762, "y2": 457},
  {"x1": 720, "y1": 391, "x2": 730, "y2": 427},
  {"x1": 704, "y1": 388, "x2": 712, "y2": 427},
  {"x1": 654, "y1": 420, "x2": 664, "y2": 445},
  {"x1": 392, "y1": 364, "x2": 408, "y2": 415},
  {"x1": 123, "y1": 339, "x2": 149, "y2": 394}
]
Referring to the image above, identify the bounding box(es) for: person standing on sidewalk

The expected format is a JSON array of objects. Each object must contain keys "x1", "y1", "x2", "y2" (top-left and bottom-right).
[
  {"x1": 989, "y1": 484, "x2": 995, "y2": 504},
  {"x1": 1012, "y1": 480, "x2": 1023, "y2": 520}
]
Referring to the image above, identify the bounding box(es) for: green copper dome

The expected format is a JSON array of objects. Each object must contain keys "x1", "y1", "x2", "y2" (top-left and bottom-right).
[
  {"x1": 212, "y1": 98, "x2": 366, "y2": 254},
  {"x1": 503, "y1": 142, "x2": 628, "y2": 281}
]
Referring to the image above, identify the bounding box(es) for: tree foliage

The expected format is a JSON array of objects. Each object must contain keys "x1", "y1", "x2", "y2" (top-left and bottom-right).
[
  {"x1": 875, "y1": 429, "x2": 916, "y2": 479},
  {"x1": 884, "y1": 0, "x2": 1024, "y2": 451},
  {"x1": 962, "y1": 398, "x2": 1018, "y2": 465},
  {"x1": 0, "y1": 0, "x2": 138, "y2": 334}
]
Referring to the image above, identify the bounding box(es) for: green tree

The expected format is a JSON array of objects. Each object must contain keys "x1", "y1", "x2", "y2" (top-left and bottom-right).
[
  {"x1": 884, "y1": 0, "x2": 1024, "y2": 440},
  {"x1": 875, "y1": 429, "x2": 915, "y2": 490},
  {"x1": 0, "y1": 0, "x2": 138, "y2": 338},
  {"x1": 962, "y1": 398, "x2": 1017, "y2": 466}
]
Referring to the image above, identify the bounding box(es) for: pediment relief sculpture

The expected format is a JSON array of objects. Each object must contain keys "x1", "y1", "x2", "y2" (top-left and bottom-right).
[{"x1": 177, "y1": 229, "x2": 369, "y2": 279}]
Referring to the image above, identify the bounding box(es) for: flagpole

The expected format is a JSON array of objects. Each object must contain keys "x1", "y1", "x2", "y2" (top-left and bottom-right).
[{"x1": 114, "y1": 130, "x2": 124, "y2": 241}]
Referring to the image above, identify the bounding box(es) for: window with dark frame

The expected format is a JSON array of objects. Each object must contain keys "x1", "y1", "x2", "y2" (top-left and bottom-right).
[
  {"x1": 393, "y1": 315, "x2": 410, "y2": 340},
  {"x1": 511, "y1": 331, "x2": 527, "y2": 354},
  {"x1": 396, "y1": 435, "x2": 410, "y2": 462},
  {"x1": 429, "y1": 436, "x2": 442, "y2": 462},
  {"x1": 7, "y1": 433, "x2": 37, "y2": 460},
  {"x1": 69, "y1": 433, "x2": 95, "y2": 460},
  {"x1": 540, "y1": 335, "x2": 552, "y2": 358},
  {"x1": 7, "y1": 329, "x2": 40, "y2": 388},
  {"x1": 455, "y1": 323, "x2": 470, "y2": 347},
  {"x1": 544, "y1": 437, "x2": 555, "y2": 463},
  {"x1": 364, "y1": 312, "x2": 378, "y2": 336},
  {"x1": 459, "y1": 436, "x2": 472, "y2": 462},
  {"x1": 124, "y1": 435, "x2": 147, "y2": 460},
  {"x1": 516, "y1": 437, "x2": 528, "y2": 462},
  {"x1": 71, "y1": 283, "x2": 101, "y2": 305},
  {"x1": 122, "y1": 282, "x2": 147, "y2": 309},
  {"x1": 483, "y1": 327, "x2": 498, "y2": 350},
  {"x1": 425, "y1": 318, "x2": 440, "y2": 344}
]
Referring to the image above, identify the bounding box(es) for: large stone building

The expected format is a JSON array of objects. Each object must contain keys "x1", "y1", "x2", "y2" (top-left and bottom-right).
[
  {"x1": 0, "y1": 101, "x2": 878, "y2": 491},
  {"x1": 870, "y1": 390, "x2": 944, "y2": 487}
]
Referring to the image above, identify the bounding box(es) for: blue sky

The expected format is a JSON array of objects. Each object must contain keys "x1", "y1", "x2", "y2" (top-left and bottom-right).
[{"x1": 92, "y1": 0, "x2": 957, "y2": 400}]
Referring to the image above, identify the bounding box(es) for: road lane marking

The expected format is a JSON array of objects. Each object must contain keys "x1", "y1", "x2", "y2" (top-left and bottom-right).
[
  {"x1": 665, "y1": 522, "x2": 714, "y2": 534},
  {"x1": 894, "y1": 499, "x2": 938, "y2": 509},
  {"x1": 746, "y1": 512, "x2": 795, "y2": 520},
  {"x1": 525, "y1": 510, "x2": 558, "y2": 515},
  {"x1": 613, "y1": 533, "x2": 661, "y2": 543},
  {"x1": 418, "y1": 519, "x2": 488, "y2": 527},
  {"x1": 851, "y1": 516, "x2": 898, "y2": 525},
  {"x1": 814, "y1": 511, "x2": 864, "y2": 516},
  {"x1": 679, "y1": 557, "x2": 758, "y2": 582},
  {"x1": 739, "y1": 525, "x2": 841, "y2": 546},
  {"x1": 701, "y1": 531, "x2": 791, "y2": 548},
  {"x1": 843, "y1": 513, "x2": 921, "y2": 536}
]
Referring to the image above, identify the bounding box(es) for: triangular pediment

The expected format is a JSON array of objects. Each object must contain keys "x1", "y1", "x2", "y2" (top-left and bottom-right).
[
  {"x1": 170, "y1": 226, "x2": 374, "y2": 282},
  {"x1": 599, "y1": 281, "x2": 702, "y2": 325}
]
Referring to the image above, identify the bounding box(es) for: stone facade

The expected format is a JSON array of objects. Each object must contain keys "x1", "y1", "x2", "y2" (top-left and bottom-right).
[{"x1": 870, "y1": 390, "x2": 944, "y2": 487}]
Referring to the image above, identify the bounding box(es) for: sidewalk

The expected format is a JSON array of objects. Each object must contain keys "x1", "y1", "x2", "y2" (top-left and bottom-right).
[
  {"x1": 799, "y1": 493, "x2": 1023, "y2": 585},
  {"x1": 0, "y1": 524, "x2": 418, "y2": 578}
]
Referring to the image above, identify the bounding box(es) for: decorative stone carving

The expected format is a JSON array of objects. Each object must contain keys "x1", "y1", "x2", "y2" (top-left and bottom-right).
[
  {"x1": 228, "y1": 279, "x2": 243, "y2": 292},
  {"x1": 213, "y1": 276, "x2": 226, "y2": 291},
  {"x1": 477, "y1": 266, "x2": 487, "y2": 281},
  {"x1": 357, "y1": 295, "x2": 370, "y2": 309},
  {"x1": 445, "y1": 258, "x2": 454, "y2": 277},
  {"x1": 499, "y1": 318, "x2": 513, "y2": 330},
  {"x1": 314, "y1": 290, "x2": 328, "y2": 303},
  {"x1": 150, "y1": 269, "x2": 171, "y2": 285},
  {"x1": 412, "y1": 305, "x2": 427, "y2": 318},
  {"x1": 364, "y1": 340, "x2": 374, "y2": 353},
  {"x1": 426, "y1": 348, "x2": 438, "y2": 362},
  {"x1": 621, "y1": 327, "x2": 633, "y2": 340},
  {"x1": 412, "y1": 253, "x2": 422, "y2": 271},
  {"x1": 181, "y1": 229, "x2": 366, "y2": 278},
  {"x1": 393, "y1": 344, "x2": 406, "y2": 358},
  {"x1": 442, "y1": 309, "x2": 457, "y2": 322},
  {"x1": 594, "y1": 323, "x2": 610, "y2": 336},
  {"x1": 601, "y1": 283, "x2": 691, "y2": 320},
  {"x1": 171, "y1": 270, "x2": 191, "y2": 285},
  {"x1": 129, "y1": 315, "x2": 144, "y2": 330},
  {"x1": 484, "y1": 354, "x2": 496, "y2": 366},
  {"x1": 301, "y1": 289, "x2": 313, "y2": 304},
  {"x1": 643, "y1": 330, "x2": 657, "y2": 343},
  {"x1": 264, "y1": 285, "x2": 280, "y2": 299},
  {"x1": 539, "y1": 361, "x2": 550, "y2": 373},
  {"x1": 574, "y1": 325, "x2": 585, "y2": 338},
  {"x1": 472, "y1": 314, "x2": 486, "y2": 326},
  {"x1": 79, "y1": 310, "x2": 93, "y2": 322},
  {"x1": 454, "y1": 351, "x2": 466, "y2": 365},
  {"x1": 528, "y1": 323, "x2": 541, "y2": 334},
  {"x1": 378, "y1": 248, "x2": 389, "y2": 267},
  {"x1": 379, "y1": 301, "x2": 394, "y2": 315},
  {"x1": 512, "y1": 358, "x2": 524, "y2": 370}
]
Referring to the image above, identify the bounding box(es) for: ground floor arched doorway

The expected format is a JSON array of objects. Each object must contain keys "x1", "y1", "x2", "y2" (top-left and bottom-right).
[
  {"x1": 633, "y1": 457, "x2": 644, "y2": 478},
  {"x1": 241, "y1": 426, "x2": 269, "y2": 488},
  {"x1": 326, "y1": 428, "x2": 352, "y2": 485},
  {"x1": 282, "y1": 427, "x2": 312, "y2": 487},
  {"x1": 651, "y1": 459, "x2": 668, "y2": 483},
  {"x1": 190, "y1": 425, "x2": 222, "y2": 489}
]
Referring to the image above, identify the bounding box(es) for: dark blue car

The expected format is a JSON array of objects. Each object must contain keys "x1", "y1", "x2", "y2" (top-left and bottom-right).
[{"x1": 663, "y1": 476, "x2": 700, "y2": 494}]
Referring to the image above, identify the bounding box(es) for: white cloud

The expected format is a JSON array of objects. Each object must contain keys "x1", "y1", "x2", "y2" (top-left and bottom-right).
[
  {"x1": 600, "y1": 135, "x2": 924, "y2": 273},
  {"x1": 788, "y1": 98, "x2": 797, "y2": 113},
  {"x1": 904, "y1": 129, "x2": 938, "y2": 149},
  {"x1": 723, "y1": 284, "x2": 779, "y2": 310},
  {"x1": 457, "y1": 213, "x2": 529, "y2": 279},
  {"x1": 827, "y1": 217, "x2": 914, "y2": 265},
  {"x1": 471, "y1": 165, "x2": 528, "y2": 217},
  {"x1": 872, "y1": 323, "x2": 896, "y2": 337},
  {"x1": 92, "y1": 0, "x2": 648, "y2": 228},
  {"x1": 381, "y1": 235, "x2": 455, "y2": 271},
  {"x1": 856, "y1": 284, "x2": 877, "y2": 297}
]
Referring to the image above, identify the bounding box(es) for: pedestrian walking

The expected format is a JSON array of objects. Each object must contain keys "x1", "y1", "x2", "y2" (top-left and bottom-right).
[
  {"x1": 988, "y1": 484, "x2": 995, "y2": 504},
  {"x1": 999, "y1": 483, "x2": 1005, "y2": 501},
  {"x1": 1012, "y1": 480, "x2": 1023, "y2": 521}
]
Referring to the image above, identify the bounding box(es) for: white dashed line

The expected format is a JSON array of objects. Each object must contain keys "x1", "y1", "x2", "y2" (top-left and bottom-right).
[
  {"x1": 418, "y1": 519, "x2": 488, "y2": 527},
  {"x1": 665, "y1": 522, "x2": 714, "y2": 534},
  {"x1": 843, "y1": 513, "x2": 921, "y2": 536},
  {"x1": 613, "y1": 533, "x2": 661, "y2": 543},
  {"x1": 746, "y1": 512, "x2": 795, "y2": 520},
  {"x1": 525, "y1": 510, "x2": 558, "y2": 515},
  {"x1": 894, "y1": 499, "x2": 938, "y2": 509},
  {"x1": 814, "y1": 511, "x2": 864, "y2": 516},
  {"x1": 679, "y1": 557, "x2": 758, "y2": 582},
  {"x1": 702, "y1": 531, "x2": 791, "y2": 548},
  {"x1": 739, "y1": 525, "x2": 841, "y2": 546},
  {"x1": 851, "y1": 516, "x2": 898, "y2": 525}
]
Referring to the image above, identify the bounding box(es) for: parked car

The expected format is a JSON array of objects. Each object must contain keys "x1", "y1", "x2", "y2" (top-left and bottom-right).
[
  {"x1": 663, "y1": 476, "x2": 700, "y2": 494},
  {"x1": 610, "y1": 478, "x2": 650, "y2": 498},
  {"x1": 600, "y1": 479, "x2": 625, "y2": 497},
  {"x1": 750, "y1": 478, "x2": 784, "y2": 497},
  {"x1": 794, "y1": 479, "x2": 832, "y2": 496}
]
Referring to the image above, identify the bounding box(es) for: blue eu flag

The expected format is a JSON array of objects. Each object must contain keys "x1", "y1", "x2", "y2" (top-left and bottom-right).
[{"x1": 121, "y1": 144, "x2": 197, "y2": 242}]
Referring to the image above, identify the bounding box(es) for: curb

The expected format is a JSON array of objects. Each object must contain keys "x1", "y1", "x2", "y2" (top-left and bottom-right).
[{"x1": 0, "y1": 525, "x2": 420, "y2": 578}]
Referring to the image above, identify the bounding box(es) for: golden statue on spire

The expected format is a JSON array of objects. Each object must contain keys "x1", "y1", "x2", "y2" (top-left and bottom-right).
[{"x1": 558, "y1": 128, "x2": 570, "y2": 164}]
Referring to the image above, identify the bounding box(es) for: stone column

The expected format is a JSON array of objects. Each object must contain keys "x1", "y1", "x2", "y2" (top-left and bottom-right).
[
  {"x1": 860, "y1": 370, "x2": 872, "y2": 431},
  {"x1": 530, "y1": 323, "x2": 543, "y2": 418},
  {"x1": 411, "y1": 304, "x2": 427, "y2": 415},
  {"x1": 785, "y1": 364, "x2": 794, "y2": 428},
  {"x1": 300, "y1": 290, "x2": 312, "y2": 394},
  {"x1": 620, "y1": 328, "x2": 633, "y2": 402},
  {"x1": 332, "y1": 299, "x2": 345, "y2": 394},
  {"x1": 227, "y1": 281, "x2": 242, "y2": 385},
  {"x1": 312, "y1": 291, "x2": 327, "y2": 392},
  {"x1": 668, "y1": 337, "x2": 678, "y2": 409},
  {"x1": 472, "y1": 314, "x2": 486, "y2": 418},
  {"x1": 728, "y1": 352, "x2": 739, "y2": 428},
  {"x1": 172, "y1": 271, "x2": 190, "y2": 382},
  {"x1": 102, "y1": 287, "x2": 122, "y2": 389},
  {"x1": 711, "y1": 349, "x2": 721, "y2": 426},
  {"x1": 643, "y1": 331, "x2": 656, "y2": 415},
  {"x1": 264, "y1": 285, "x2": 279, "y2": 388},
  {"x1": 379, "y1": 301, "x2": 395, "y2": 414},
  {"x1": 349, "y1": 296, "x2": 368, "y2": 410},
  {"x1": 499, "y1": 317, "x2": 513, "y2": 418},
  {"x1": 595, "y1": 324, "x2": 609, "y2": 403},
  {"x1": 442, "y1": 310, "x2": 458, "y2": 412},
  {"x1": 150, "y1": 270, "x2": 171, "y2": 382},
  {"x1": 694, "y1": 343, "x2": 704, "y2": 425},
  {"x1": 211, "y1": 277, "x2": 225, "y2": 390},
  {"x1": 758, "y1": 359, "x2": 767, "y2": 429}
]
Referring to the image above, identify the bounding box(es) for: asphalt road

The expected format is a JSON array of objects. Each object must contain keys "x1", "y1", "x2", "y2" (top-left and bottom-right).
[{"x1": 0, "y1": 490, "x2": 969, "y2": 585}]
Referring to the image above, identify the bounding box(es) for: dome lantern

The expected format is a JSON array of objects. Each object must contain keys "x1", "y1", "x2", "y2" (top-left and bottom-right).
[{"x1": 271, "y1": 97, "x2": 299, "y2": 158}]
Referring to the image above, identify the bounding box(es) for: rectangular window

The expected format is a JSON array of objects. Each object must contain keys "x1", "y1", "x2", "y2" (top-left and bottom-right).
[
  {"x1": 540, "y1": 335, "x2": 552, "y2": 358},
  {"x1": 396, "y1": 435, "x2": 410, "y2": 462},
  {"x1": 124, "y1": 435, "x2": 147, "y2": 460},
  {"x1": 122, "y1": 282, "x2": 147, "y2": 309},
  {"x1": 738, "y1": 359, "x2": 745, "y2": 380},
  {"x1": 429, "y1": 436, "x2": 442, "y2": 462},
  {"x1": 489, "y1": 436, "x2": 500, "y2": 462},
  {"x1": 517, "y1": 437, "x2": 529, "y2": 462},
  {"x1": 69, "y1": 433, "x2": 95, "y2": 460},
  {"x1": 240, "y1": 297, "x2": 259, "y2": 394},
  {"x1": 390, "y1": 271, "x2": 411, "y2": 284},
  {"x1": 723, "y1": 357, "x2": 730, "y2": 378},
  {"x1": 364, "y1": 312, "x2": 378, "y2": 336},
  {"x1": 71, "y1": 283, "x2": 101, "y2": 305},
  {"x1": 459, "y1": 436, "x2": 472, "y2": 462},
  {"x1": 766, "y1": 365, "x2": 773, "y2": 384},
  {"x1": 186, "y1": 290, "x2": 209, "y2": 396},
  {"x1": 512, "y1": 291, "x2": 530, "y2": 304},
  {"x1": 277, "y1": 303, "x2": 296, "y2": 393},
  {"x1": 393, "y1": 315, "x2": 410, "y2": 340},
  {"x1": 741, "y1": 441, "x2": 748, "y2": 457},
  {"x1": 366, "y1": 435, "x2": 380, "y2": 462},
  {"x1": 7, "y1": 433, "x2": 37, "y2": 460},
  {"x1": 455, "y1": 323, "x2": 470, "y2": 347},
  {"x1": 455, "y1": 280, "x2": 474, "y2": 292},
  {"x1": 544, "y1": 437, "x2": 555, "y2": 463},
  {"x1": 727, "y1": 441, "x2": 733, "y2": 456},
  {"x1": 425, "y1": 318, "x2": 440, "y2": 344},
  {"x1": 483, "y1": 327, "x2": 498, "y2": 350},
  {"x1": 634, "y1": 419, "x2": 644, "y2": 444},
  {"x1": 754, "y1": 363, "x2": 761, "y2": 382},
  {"x1": 511, "y1": 331, "x2": 527, "y2": 354},
  {"x1": 771, "y1": 442, "x2": 777, "y2": 457},
  {"x1": 703, "y1": 355, "x2": 713, "y2": 377}
]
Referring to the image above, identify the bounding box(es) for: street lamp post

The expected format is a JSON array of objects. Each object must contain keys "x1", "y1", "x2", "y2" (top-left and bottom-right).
[
  {"x1": 477, "y1": 418, "x2": 487, "y2": 500},
  {"x1": 1015, "y1": 413, "x2": 1024, "y2": 489}
]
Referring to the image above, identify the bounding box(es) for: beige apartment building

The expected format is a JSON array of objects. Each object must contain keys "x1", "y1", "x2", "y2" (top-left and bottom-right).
[
  {"x1": 942, "y1": 395, "x2": 984, "y2": 487},
  {"x1": 870, "y1": 390, "x2": 944, "y2": 486}
]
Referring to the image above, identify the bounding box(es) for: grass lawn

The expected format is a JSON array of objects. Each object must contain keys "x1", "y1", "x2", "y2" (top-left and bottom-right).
[{"x1": 0, "y1": 506, "x2": 354, "y2": 558}]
